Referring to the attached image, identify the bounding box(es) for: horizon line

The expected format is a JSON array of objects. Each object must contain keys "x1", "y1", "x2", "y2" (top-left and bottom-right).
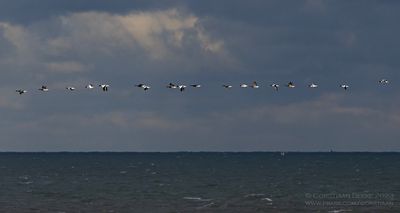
[{"x1": 0, "y1": 151, "x2": 399, "y2": 153}]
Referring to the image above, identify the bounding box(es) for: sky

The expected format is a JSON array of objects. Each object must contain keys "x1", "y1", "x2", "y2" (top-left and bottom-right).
[{"x1": 0, "y1": 0, "x2": 400, "y2": 151}]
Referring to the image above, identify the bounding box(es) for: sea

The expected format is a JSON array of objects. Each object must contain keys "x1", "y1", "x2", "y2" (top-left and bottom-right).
[{"x1": 0, "y1": 152, "x2": 398, "y2": 212}]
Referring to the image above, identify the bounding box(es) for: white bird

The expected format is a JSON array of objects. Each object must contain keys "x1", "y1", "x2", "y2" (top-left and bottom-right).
[
  {"x1": 66, "y1": 86, "x2": 75, "y2": 91},
  {"x1": 309, "y1": 83, "x2": 318, "y2": 88},
  {"x1": 340, "y1": 84, "x2": 349, "y2": 90},
  {"x1": 85, "y1": 84, "x2": 94, "y2": 89},
  {"x1": 250, "y1": 81, "x2": 259, "y2": 89},
  {"x1": 240, "y1": 84, "x2": 248, "y2": 88},
  {"x1": 261, "y1": 197, "x2": 273, "y2": 202},
  {"x1": 167, "y1": 83, "x2": 178, "y2": 89},
  {"x1": 190, "y1": 84, "x2": 201, "y2": 88},
  {"x1": 287, "y1": 82, "x2": 295, "y2": 88},
  {"x1": 178, "y1": 85, "x2": 186, "y2": 92},
  {"x1": 379, "y1": 79, "x2": 389, "y2": 84},
  {"x1": 99, "y1": 84, "x2": 109, "y2": 91},
  {"x1": 222, "y1": 84, "x2": 233, "y2": 89},
  {"x1": 16, "y1": 89, "x2": 27, "y2": 95},
  {"x1": 270, "y1": 84, "x2": 280, "y2": 91},
  {"x1": 38, "y1": 86, "x2": 49, "y2": 92},
  {"x1": 136, "y1": 84, "x2": 151, "y2": 91}
]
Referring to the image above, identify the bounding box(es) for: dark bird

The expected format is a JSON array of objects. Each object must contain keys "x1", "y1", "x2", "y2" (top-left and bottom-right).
[
  {"x1": 38, "y1": 86, "x2": 49, "y2": 92},
  {"x1": 16, "y1": 89, "x2": 27, "y2": 95},
  {"x1": 85, "y1": 84, "x2": 94, "y2": 89},
  {"x1": 99, "y1": 84, "x2": 109, "y2": 91},
  {"x1": 340, "y1": 84, "x2": 349, "y2": 90},
  {"x1": 287, "y1": 82, "x2": 295, "y2": 88},
  {"x1": 167, "y1": 83, "x2": 178, "y2": 89},
  {"x1": 270, "y1": 83, "x2": 279, "y2": 91},
  {"x1": 379, "y1": 79, "x2": 389, "y2": 84},
  {"x1": 178, "y1": 85, "x2": 186, "y2": 92},
  {"x1": 136, "y1": 84, "x2": 151, "y2": 91},
  {"x1": 250, "y1": 81, "x2": 259, "y2": 89}
]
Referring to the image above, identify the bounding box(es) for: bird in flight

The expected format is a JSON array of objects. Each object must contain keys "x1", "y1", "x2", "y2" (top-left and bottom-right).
[
  {"x1": 270, "y1": 83, "x2": 280, "y2": 91},
  {"x1": 309, "y1": 83, "x2": 318, "y2": 88},
  {"x1": 38, "y1": 86, "x2": 49, "y2": 92},
  {"x1": 136, "y1": 84, "x2": 151, "y2": 91},
  {"x1": 287, "y1": 82, "x2": 296, "y2": 88},
  {"x1": 99, "y1": 84, "x2": 109, "y2": 91},
  {"x1": 66, "y1": 86, "x2": 75, "y2": 91},
  {"x1": 85, "y1": 84, "x2": 94, "y2": 89},
  {"x1": 379, "y1": 79, "x2": 389, "y2": 84},
  {"x1": 167, "y1": 83, "x2": 178, "y2": 89},
  {"x1": 178, "y1": 85, "x2": 186, "y2": 92},
  {"x1": 16, "y1": 89, "x2": 27, "y2": 95},
  {"x1": 340, "y1": 84, "x2": 349, "y2": 90},
  {"x1": 250, "y1": 81, "x2": 259, "y2": 89}
]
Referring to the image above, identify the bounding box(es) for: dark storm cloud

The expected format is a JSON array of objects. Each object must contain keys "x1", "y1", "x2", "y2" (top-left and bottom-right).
[
  {"x1": 190, "y1": 0, "x2": 400, "y2": 81},
  {"x1": 0, "y1": 0, "x2": 399, "y2": 151}
]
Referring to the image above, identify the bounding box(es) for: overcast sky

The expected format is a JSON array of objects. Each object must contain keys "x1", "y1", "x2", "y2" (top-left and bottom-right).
[{"x1": 0, "y1": 0, "x2": 399, "y2": 151}]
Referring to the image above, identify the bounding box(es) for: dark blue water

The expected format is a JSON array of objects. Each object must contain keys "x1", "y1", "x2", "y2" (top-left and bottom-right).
[{"x1": 0, "y1": 152, "x2": 398, "y2": 212}]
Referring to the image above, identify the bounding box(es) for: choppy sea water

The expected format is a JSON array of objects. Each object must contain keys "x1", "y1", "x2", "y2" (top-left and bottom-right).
[{"x1": 0, "y1": 152, "x2": 399, "y2": 212}]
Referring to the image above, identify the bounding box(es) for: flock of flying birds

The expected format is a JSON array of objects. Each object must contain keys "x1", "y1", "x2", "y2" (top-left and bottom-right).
[{"x1": 15, "y1": 79, "x2": 390, "y2": 95}]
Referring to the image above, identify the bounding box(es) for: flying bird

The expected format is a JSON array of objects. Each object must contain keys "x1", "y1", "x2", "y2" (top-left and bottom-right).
[
  {"x1": 38, "y1": 86, "x2": 49, "y2": 92},
  {"x1": 309, "y1": 83, "x2": 318, "y2": 88},
  {"x1": 190, "y1": 84, "x2": 201, "y2": 88},
  {"x1": 340, "y1": 84, "x2": 349, "y2": 90},
  {"x1": 85, "y1": 84, "x2": 94, "y2": 89},
  {"x1": 99, "y1": 84, "x2": 109, "y2": 91},
  {"x1": 178, "y1": 85, "x2": 186, "y2": 92},
  {"x1": 222, "y1": 84, "x2": 233, "y2": 89},
  {"x1": 167, "y1": 83, "x2": 178, "y2": 89},
  {"x1": 287, "y1": 82, "x2": 296, "y2": 88},
  {"x1": 270, "y1": 84, "x2": 280, "y2": 91},
  {"x1": 379, "y1": 79, "x2": 389, "y2": 84},
  {"x1": 16, "y1": 89, "x2": 27, "y2": 95},
  {"x1": 66, "y1": 87, "x2": 75, "y2": 91},
  {"x1": 136, "y1": 84, "x2": 151, "y2": 91},
  {"x1": 250, "y1": 81, "x2": 259, "y2": 89}
]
